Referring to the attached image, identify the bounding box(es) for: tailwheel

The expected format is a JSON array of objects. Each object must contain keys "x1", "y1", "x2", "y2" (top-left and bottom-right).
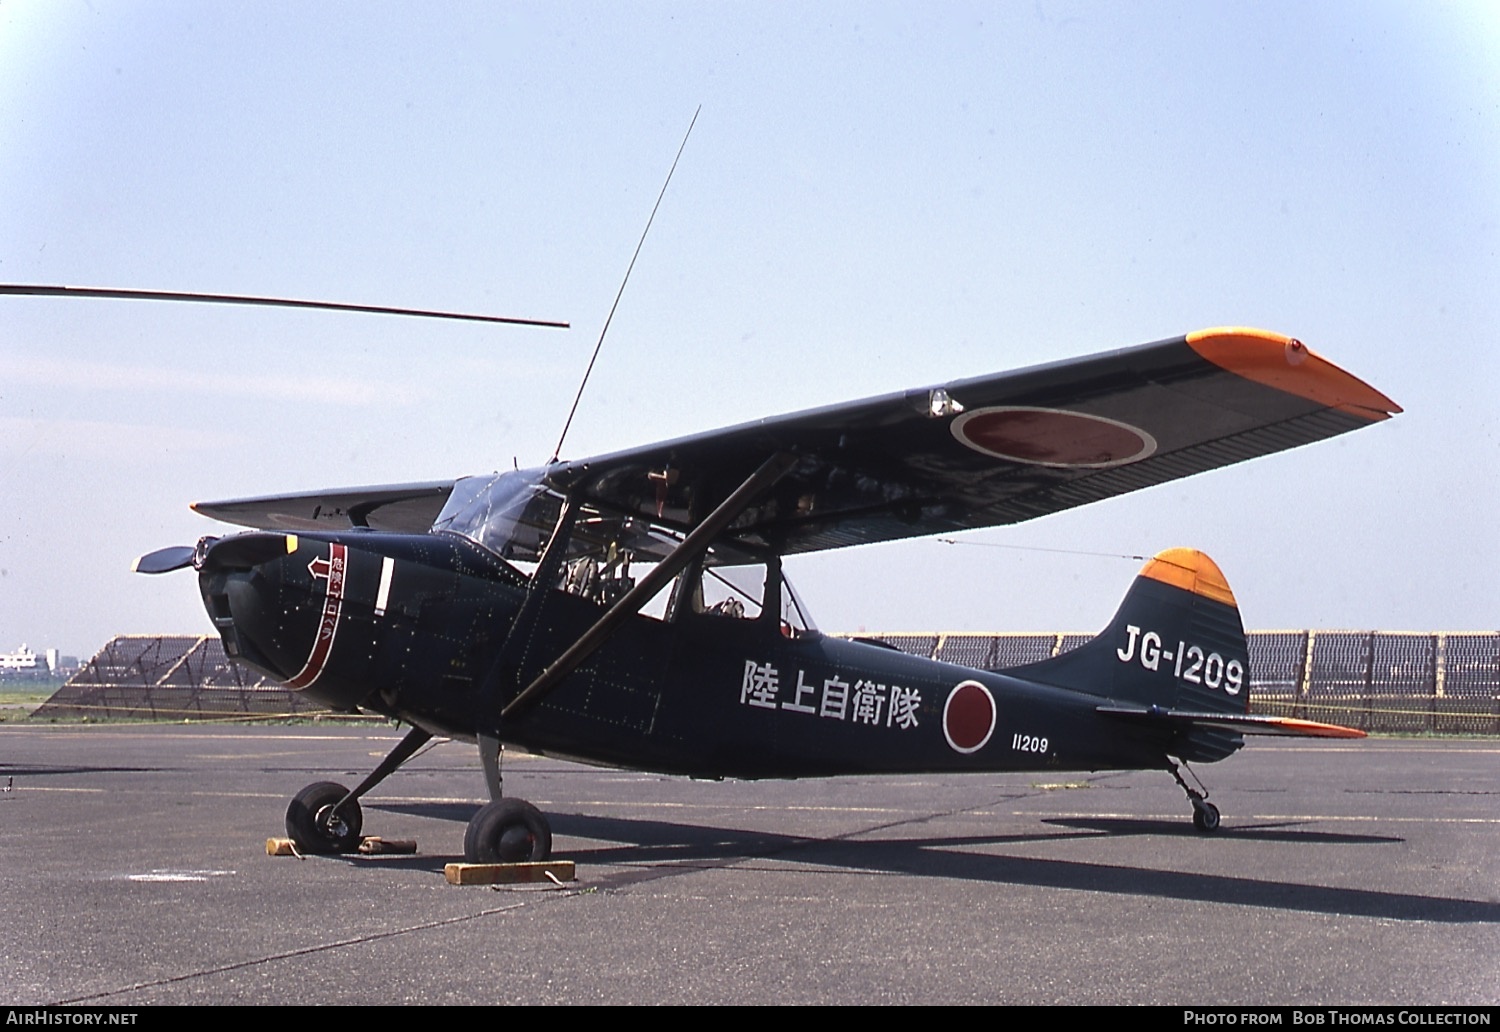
[
  {"x1": 286, "y1": 781, "x2": 364, "y2": 854},
  {"x1": 1168, "y1": 759, "x2": 1222, "y2": 835},
  {"x1": 1191, "y1": 800, "x2": 1221, "y2": 834},
  {"x1": 464, "y1": 798, "x2": 552, "y2": 863}
]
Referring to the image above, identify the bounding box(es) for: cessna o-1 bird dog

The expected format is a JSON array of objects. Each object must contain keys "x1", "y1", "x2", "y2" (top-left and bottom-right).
[
  {"x1": 150, "y1": 322, "x2": 1398, "y2": 859},
  {"x1": 9, "y1": 283, "x2": 1400, "y2": 860}
]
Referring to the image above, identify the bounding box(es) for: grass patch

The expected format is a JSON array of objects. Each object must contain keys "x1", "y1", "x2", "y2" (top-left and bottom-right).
[{"x1": 0, "y1": 693, "x2": 53, "y2": 722}]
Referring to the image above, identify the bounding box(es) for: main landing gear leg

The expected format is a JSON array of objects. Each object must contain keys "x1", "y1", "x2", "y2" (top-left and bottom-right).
[
  {"x1": 285, "y1": 726, "x2": 433, "y2": 854},
  {"x1": 1168, "y1": 759, "x2": 1221, "y2": 834},
  {"x1": 465, "y1": 732, "x2": 552, "y2": 863},
  {"x1": 478, "y1": 732, "x2": 503, "y2": 802}
]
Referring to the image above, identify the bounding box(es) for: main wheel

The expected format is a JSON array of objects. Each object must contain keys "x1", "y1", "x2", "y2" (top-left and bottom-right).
[
  {"x1": 286, "y1": 781, "x2": 364, "y2": 853},
  {"x1": 464, "y1": 798, "x2": 552, "y2": 863},
  {"x1": 1192, "y1": 800, "x2": 1221, "y2": 834}
]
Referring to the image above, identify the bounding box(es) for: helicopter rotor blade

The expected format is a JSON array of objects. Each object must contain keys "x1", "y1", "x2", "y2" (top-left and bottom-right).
[{"x1": 0, "y1": 284, "x2": 568, "y2": 329}]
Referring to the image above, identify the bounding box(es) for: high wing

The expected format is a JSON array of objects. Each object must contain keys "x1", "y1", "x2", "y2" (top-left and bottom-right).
[
  {"x1": 543, "y1": 328, "x2": 1398, "y2": 554},
  {"x1": 192, "y1": 328, "x2": 1397, "y2": 552},
  {"x1": 192, "y1": 481, "x2": 455, "y2": 533}
]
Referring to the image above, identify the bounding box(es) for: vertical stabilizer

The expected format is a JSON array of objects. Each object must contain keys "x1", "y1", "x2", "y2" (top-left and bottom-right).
[{"x1": 1001, "y1": 548, "x2": 1251, "y2": 759}]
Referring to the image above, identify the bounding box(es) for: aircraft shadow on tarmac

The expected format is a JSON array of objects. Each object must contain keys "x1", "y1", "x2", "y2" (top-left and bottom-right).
[
  {"x1": 363, "y1": 803, "x2": 1493, "y2": 925},
  {"x1": 1041, "y1": 815, "x2": 1402, "y2": 844}
]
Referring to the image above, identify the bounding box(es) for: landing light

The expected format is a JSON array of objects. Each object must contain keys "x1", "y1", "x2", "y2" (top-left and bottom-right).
[{"x1": 928, "y1": 389, "x2": 964, "y2": 418}]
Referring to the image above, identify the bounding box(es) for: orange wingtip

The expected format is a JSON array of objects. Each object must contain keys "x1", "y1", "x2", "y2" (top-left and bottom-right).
[
  {"x1": 1263, "y1": 716, "x2": 1368, "y2": 739},
  {"x1": 1186, "y1": 327, "x2": 1401, "y2": 421},
  {"x1": 1139, "y1": 548, "x2": 1237, "y2": 608}
]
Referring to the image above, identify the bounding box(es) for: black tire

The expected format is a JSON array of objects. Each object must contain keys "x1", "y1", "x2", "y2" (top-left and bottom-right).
[
  {"x1": 286, "y1": 781, "x2": 364, "y2": 853},
  {"x1": 1192, "y1": 801, "x2": 1221, "y2": 834},
  {"x1": 464, "y1": 798, "x2": 552, "y2": 863}
]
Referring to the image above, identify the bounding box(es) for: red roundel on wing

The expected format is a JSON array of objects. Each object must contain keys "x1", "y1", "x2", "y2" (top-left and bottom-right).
[
  {"x1": 951, "y1": 407, "x2": 1156, "y2": 468},
  {"x1": 943, "y1": 680, "x2": 997, "y2": 754}
]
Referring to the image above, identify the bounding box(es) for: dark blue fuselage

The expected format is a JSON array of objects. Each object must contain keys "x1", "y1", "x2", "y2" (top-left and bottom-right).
[{"x1": 200, "y1": 530, "x2": 1193, "y2": 780}]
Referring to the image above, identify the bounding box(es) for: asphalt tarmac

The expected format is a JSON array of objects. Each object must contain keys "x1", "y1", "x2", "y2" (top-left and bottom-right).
[{"x1": 1, "y1": 724, "x2": 1496, "y2": 1005}]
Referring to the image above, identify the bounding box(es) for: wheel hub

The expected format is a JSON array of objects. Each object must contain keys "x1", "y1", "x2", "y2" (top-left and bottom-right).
[
  {"x1": 496, "y1": 825, "x2": 536, "y2": 862},
  {"x1": 316, "y1": 804, "x2": 350, "y2": 839}
]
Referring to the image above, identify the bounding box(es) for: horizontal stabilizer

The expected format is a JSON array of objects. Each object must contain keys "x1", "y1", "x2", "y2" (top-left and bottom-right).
[{"x1": 1097, "y1": 704, "x2": 1366, "y2": 739}]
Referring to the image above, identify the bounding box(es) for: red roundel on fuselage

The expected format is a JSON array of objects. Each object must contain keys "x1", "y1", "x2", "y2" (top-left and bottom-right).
[
  {"x1": 950, "y1": 407, "x2": 1156, "y2": 468},
  {"x1": 943, "y1": 680, "x2": 997, "y2": 754}
]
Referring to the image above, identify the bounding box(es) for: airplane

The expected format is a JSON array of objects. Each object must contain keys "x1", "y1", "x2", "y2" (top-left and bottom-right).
[{"x1": 103, "y1": 317, "x2": 1398, "y2": 862}]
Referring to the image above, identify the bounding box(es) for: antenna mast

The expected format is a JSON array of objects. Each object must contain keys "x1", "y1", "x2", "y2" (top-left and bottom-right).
[{"x1": 552, "y1": 107, "x2": 701, "y2": 462}]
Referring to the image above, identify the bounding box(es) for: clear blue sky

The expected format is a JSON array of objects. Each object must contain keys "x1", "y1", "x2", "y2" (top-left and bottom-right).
[{"x1": 2, "y1": 2, "x2": 1497, "y2": 657}]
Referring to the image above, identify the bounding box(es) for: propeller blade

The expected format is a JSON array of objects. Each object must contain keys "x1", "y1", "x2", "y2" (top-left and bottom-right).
[
  {"x1": 0, "y1": 284, "x2": 568, "y2": 329},
  {"x1": 131, "y1": 545, "x2": 198, "y2": 575}
]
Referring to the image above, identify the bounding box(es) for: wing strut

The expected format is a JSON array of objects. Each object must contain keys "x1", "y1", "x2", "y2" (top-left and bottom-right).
[{"x1": 501, "y1": 451, "x2": 797, "y2": 718}]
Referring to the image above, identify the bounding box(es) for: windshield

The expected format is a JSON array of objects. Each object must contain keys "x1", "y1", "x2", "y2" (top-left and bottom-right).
[
  {"x1": 435, "y1": 467, "x2": 714, "y2": 565},
  {"x1": 433, "y1": 466, "x2": 816, "y2": 634},
  {"x1": 432, "y1": 469, "x2": 564, "y2": 561}
]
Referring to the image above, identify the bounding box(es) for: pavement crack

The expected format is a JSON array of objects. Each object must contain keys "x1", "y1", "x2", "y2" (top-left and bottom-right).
[
  {"x1": 51, "y1": 899, "x2": 546, "y2": 1004},
  {"x1": 1345, "y1": 788, "x2": 1500, "y2": 796}
]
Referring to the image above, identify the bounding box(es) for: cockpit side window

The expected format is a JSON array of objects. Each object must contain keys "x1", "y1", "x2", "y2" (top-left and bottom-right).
[
  {"x1": 434, "y1": 469, "x2": 818, "y2": 635},
  {"x1": 684, "y1": 562, "x2": 766, "y2": 621},
  {"x1": 663, "y1": 554, "x2": 818, "y2": 638},
  {"x1": 559, "y1": 542, "x2": 643, "y2": 608},
  {"x1": 778, "y1": 566, "x2": 818, "y2": 639}
]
